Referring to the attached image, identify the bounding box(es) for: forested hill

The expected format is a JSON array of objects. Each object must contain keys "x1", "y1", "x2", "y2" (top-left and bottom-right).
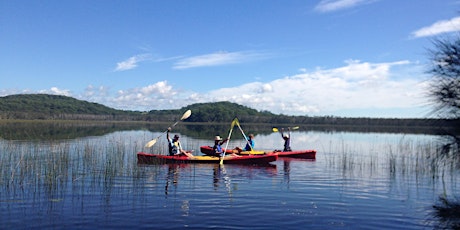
[
  {"x1": 0, "y1": 94, "x2": 458, "y2": 132},
  {"x1": 148, "y1": 101, "x2": 274, "y2": 122},
  {"x1": 0, "y1": 94, "x2": 140, "y2": 120}
]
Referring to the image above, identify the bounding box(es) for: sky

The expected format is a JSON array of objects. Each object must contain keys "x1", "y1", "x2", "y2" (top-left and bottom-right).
[{"x1": 1, "y1": 0, "x2": 460, "y2": 118}]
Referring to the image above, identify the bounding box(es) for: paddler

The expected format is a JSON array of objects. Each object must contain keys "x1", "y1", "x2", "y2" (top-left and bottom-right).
[
  {"x1": 167, "y1": 127, "x2": 194, "y2": 157},
  {"x1": 235, "y1": 133, "x2": 255, "y2": 153},
  {"x1": 279, "y1": 128, "x2": 292, "y2": 152},
  {"x1": 212, "y1": 136, "x2": 227, "y2": 156}
]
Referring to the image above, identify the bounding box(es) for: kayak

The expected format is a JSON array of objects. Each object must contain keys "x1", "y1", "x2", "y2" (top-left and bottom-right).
[
  {"x1": 272, "y1": 150, "x2": 316, "y2": 159},
  {"x1": 137, "y1": 152, "x2": 278, "y2": 165},
  {"x1": 200, "y1": 146, "x2": 316, "y2": 159},
  {"x1": 200, "y1": 146, "x2": 265, "y2": 155}
]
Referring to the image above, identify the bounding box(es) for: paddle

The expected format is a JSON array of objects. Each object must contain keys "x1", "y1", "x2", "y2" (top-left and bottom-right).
[
  {"x1": 144, "y1": 110, "x2": 192, "y2": 148},
  {"x1": 272, "y1": 126, "x2": 299, "y2": 132},
  {"x1": 234, "y1": 118, "x2": 254, "y2": 151},
  {"x1": 220, "y1": 118, "x2": 237, "y2": 164}
]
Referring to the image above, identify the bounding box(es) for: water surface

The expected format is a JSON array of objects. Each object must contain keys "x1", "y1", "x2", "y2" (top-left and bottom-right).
[{"x1": 0, "y1": 124, "x2": 458, "y2": 229}]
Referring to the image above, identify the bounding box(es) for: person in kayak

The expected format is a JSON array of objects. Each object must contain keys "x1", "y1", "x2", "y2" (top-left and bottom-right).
[
  {"x1": 167, "y1": 127, "x2": 194, "y2": 157},
  {"x1": 212, "y1": 135, "x2": 228, "y2": 157},
  {"x1": 279, "y1": 128, "x2": 292, "y2": 152},
  {"x1": 235, "y1": 134, "x2": 255, "y2": 153},
  {"x1": 213, "y1": 135, "x2": 240, "y2": 157}
]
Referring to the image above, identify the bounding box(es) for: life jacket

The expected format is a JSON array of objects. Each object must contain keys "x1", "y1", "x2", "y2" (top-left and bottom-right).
[
  {"x1": 169, "y1": 140, "x2": 181, "y2": 155},
  {"x1": 213, "y1": 144, "x2": 223, "y2": 157},
  {"x1": 244, "y1": 139, "x2": 254, "y2": 151}
]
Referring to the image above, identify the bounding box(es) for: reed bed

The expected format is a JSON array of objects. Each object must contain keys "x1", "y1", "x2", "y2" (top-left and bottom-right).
[
  {"x1": 0, "y1": 135, "x2": 150, "y2": 203},
  {"x1": 323, "y1": 136, "x2": 459, "y2": 184}
]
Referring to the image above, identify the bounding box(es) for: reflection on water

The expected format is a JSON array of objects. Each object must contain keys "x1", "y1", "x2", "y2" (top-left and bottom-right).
[
  {"x1": 0, "y1": 120, "x2": 451, "y2": 141},
  {"x1": 0, "y1": 122, "x2": 459, "y2": 229}
]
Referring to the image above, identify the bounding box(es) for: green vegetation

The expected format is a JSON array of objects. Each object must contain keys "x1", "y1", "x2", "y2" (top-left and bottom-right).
[
  {"x1": 0, "y1": 94, "x2": 458, "y2": 133},
  {"x1": 149, "y1": 101, "x2": 274, "y2": 122},
  {"x1": 426, "y1": 34, "x2": 460, "y2": 229},
  {"x1": 0, "y1": 94, "x2": 142, "y2": 120}
]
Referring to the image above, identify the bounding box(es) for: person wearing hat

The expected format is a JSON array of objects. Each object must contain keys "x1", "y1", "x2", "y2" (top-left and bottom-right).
[
  {"x1": 280, "y1": 128, "x2": 292, "y2": 152},
  {"x1": 212, "y1": 135, "x2": 229, "y2": 157},
  {"x1": 167, "y1": 127, "x2": 193, "y2": 157}
]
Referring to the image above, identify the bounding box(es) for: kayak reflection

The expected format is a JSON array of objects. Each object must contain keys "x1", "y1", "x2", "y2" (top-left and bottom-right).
[{"x1": 159, "y1": 163, "x2": 278, "y2": 197}]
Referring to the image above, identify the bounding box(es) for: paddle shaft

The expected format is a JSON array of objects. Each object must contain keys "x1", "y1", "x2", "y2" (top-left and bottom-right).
[
  {"x1": 235, "y1": 121, "x2": 253, "y2": 151},
  {"x1": 220, "y1": 120, "x2": 236, "y2": 164},
  {"x1": 273, "y1": 126, "x2": 299, "y2": 132},
  {"x1": 145, "y1": 110, "x2": 191, "y2": 148}
]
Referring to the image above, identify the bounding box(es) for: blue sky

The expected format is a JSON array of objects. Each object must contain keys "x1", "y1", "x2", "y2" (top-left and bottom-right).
[{"x1": 1, "y1": 0, "x2": 460, "y2": 118}]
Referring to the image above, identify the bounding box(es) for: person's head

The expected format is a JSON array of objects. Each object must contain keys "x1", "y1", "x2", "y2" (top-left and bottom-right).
[
  {"x1": 173, "y1": 134, "x2": 179, "y2": 141},
  {"x1": 214, "y1": 136, "x2": 222, "y2": 142},
  {"x1": 248, "y1": 134, "x2": 254, "y2": 139}
]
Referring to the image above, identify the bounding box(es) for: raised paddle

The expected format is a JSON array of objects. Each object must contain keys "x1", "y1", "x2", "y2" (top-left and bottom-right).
[
  {"x1": 234, "y1": 118, "x2": 254, "y2": 151},
  {"x1": 220, "y1": 118, "x2": 237, "y2": 164},
  {"x1": 144, "y1": 110, "x2": 192, "y2": 148},
  {"x1": 272, "y1": 126, "x2": 299, "y2": 132}
]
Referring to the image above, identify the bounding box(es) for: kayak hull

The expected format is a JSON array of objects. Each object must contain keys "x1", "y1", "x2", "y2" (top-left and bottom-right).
[
  {"x1": 200, "y1": 146, "x2": 316, "y2": 159},
  {"x1": 273, "y1": 150, "x2": 316, "y2": 159},
  {"x1": 137, "y1": 152, "x2": 278, "y2": 165}
]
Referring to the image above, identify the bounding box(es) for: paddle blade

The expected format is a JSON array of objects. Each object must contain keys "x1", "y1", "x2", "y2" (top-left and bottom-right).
[
  {"x1": 181, "y1": 110, "x2": 192, "y2": 120},
  {"x1": 231, "y1": 118, "x2": 238, "y2": 128},
  {"x1": 292, "y1": 126, "x2": 299, "y2": 130},
  {"x1": 272, "y1": 128, "x2": 279, "y2": 132},
  {"x1": 144, "y1": 139, "x2": 157, "y2": 148},
  {"x1": 233, "y1": 118, "x2": 240, "y2": 126}
]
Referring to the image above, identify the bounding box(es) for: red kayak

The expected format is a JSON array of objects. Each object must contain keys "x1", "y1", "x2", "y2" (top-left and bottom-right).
[
  {"x1": 137, "y1": 152, "x2": 278, "y2": 165},
  {"x1": 200, "y1": 146, "x2": 316, "y2": 159},
  {"x1": 272, "y1": 150, "x2": 316, "y2": 159}
]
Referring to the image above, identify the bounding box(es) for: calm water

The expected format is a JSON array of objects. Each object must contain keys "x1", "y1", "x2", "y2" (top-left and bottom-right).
[{"x1": 0, "y1": 124, "x2": 458, "y2": 229}]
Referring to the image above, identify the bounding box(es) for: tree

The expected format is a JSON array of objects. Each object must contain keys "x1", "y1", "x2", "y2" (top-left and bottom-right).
[{"x1": 427, "y1": 35, "x2": 460, "y2": 119}]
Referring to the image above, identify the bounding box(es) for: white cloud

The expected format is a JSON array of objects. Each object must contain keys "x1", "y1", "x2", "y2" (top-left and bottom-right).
[
  {"x1": 114, "y1": 53, "x2": 151, "y2": 72},
  {"x1": 82, "y1": 59, "x2": 425, "y2": 117},
  {"x1": 173, "y1": 51, "x2": 268, "y2": 69},
  {"x1": 39, "y1": 87, "x2": 72, "y2": 96},
  {"x1": 198, "y1": 60, "x2": 424, "y2": 116},
  {"x1": 109, "y1": 81, "x2": 180, "y2": 110},
  {"x1": 411, "y1": 16, "x2": 460, "y2": 38},
  {"x1": 1, "y1": 60, "x2": 429, "y2": 118},
  {"x1": 314, "y1": 0, "x2": 376, "y2": 13}
]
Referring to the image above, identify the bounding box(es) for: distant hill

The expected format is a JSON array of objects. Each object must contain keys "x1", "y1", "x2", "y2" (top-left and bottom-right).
[
  {"x1": 0, "y1": 94, "x2": 458, "y2": 135},
  {"x1": 0, "y1": 94, "x2": 275, "y2": 122},
  {"x1": 148, "y1": 101, "x2": 274, "y2": 122},
  {"x1": 0, "y1": 94, "x2": 140, "y2": 120}
]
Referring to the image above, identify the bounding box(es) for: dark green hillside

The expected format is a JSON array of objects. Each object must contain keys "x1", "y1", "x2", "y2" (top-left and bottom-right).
[
  {"x1": 0, "y1": 94, "x2": 141, "y2": 120},
  {"x1": 0, "y1": 94, "x2": 457, "y2": 136},
  {"x1": 148, "y1": 101, "x2": 274, "y2": 122}
]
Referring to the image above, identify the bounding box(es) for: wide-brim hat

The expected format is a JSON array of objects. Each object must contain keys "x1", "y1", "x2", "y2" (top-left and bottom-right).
[{"x1": 215, "y1": 136, "x2": 222, "y2": 141}]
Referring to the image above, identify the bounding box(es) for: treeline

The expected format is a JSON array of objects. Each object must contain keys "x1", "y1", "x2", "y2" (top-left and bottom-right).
[
  {"x1": 0, "y1": 94, "x2": 458, "y2": 132},
  {"x1": 149, "y1": 101, "x2": 274, "y2": 122},
  {"x1": 0, "y1": 94, "x2": 143, "y2": 120}
]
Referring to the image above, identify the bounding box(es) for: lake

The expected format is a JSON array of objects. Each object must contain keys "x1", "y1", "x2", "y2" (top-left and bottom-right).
[{"x1": 0, "y1": 122, "x2": 458, "y2": 229}]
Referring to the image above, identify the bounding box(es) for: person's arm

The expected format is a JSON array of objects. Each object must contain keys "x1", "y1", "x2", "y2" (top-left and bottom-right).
[
  {"x1": 166, "y1": 128, "x2": 172, "y2": 146},
  {"x1": 220, "y1": 138, "x2": 229, "y2": 145}
]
